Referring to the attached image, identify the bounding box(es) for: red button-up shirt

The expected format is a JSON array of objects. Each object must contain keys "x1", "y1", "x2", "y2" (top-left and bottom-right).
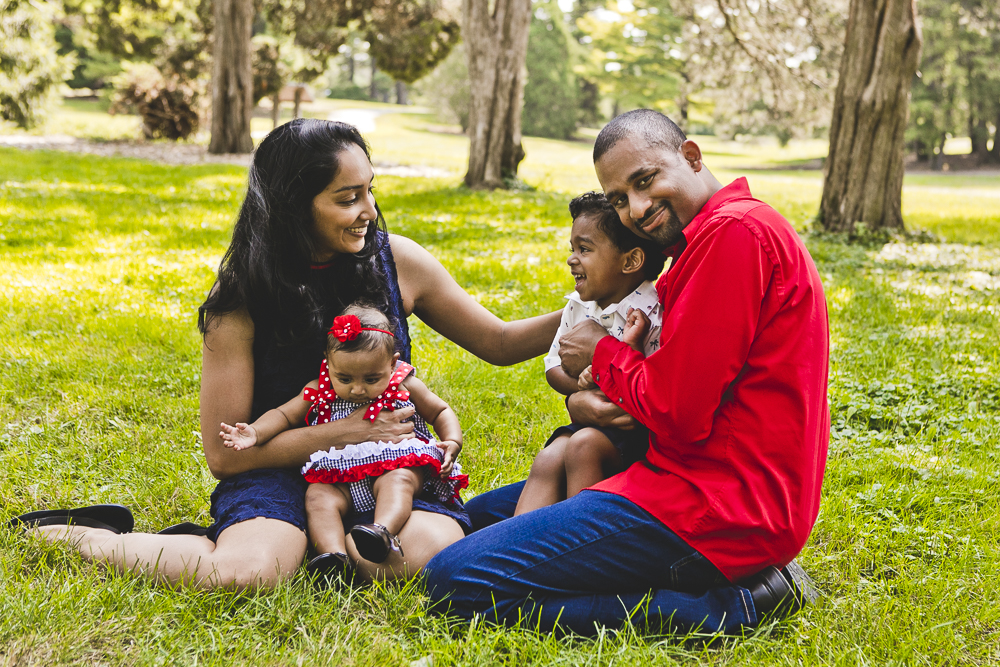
[{"x1": 590, "y1": 177, "x2": 829, "y2": 582}]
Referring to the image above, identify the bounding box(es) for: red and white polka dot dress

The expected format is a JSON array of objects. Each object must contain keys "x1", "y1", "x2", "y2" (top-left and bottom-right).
[{"x1": 300, "y1": 360, "x2": 468, "y2": 513}]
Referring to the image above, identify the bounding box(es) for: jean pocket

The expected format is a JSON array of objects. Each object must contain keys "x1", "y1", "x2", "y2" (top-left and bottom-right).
[{"x1": 669, "y1": 552, "x2": 726, "y2": 592}]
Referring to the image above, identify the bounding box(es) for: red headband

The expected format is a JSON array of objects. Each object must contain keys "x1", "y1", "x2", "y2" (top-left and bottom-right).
[{"x1": 329, "y1": 314, "x2": 395, "y2": 342}]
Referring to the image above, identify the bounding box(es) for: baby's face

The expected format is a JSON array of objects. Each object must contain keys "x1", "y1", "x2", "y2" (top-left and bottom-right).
[
  {"x1": 326, "y1": 348, "x2": 396, "y2": 403},
  {"x1": 568, "y1": 214, "x2": 629, "y2": 309}
]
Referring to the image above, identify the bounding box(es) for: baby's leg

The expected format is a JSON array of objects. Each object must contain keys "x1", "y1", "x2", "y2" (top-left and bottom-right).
[
  {"x1": 514, "y1": 435, "x2": 569, "y2": 516},
  {"x1": 370, "y1": 467, "x2": 426, "y2": 536},
  {"x1": 564, "y1": 428, "x2": 623, "y2": 498},
  {"x1": 305, "y1": 483, "x2": 352, "y2": 556}
]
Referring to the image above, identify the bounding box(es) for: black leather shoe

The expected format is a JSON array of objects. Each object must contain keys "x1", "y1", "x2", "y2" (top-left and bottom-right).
[
  {"x1": 157, "y1": 522, "x2": 210, "y2": 537},
  {"x1": 742, "y1": 566, "x2": 803, "y2": 621},
  {"x1": 306, "y1": 552, "x2": 354, "y2": 587},
  {"x1": 350, "y1": 523, "x2": 402, "y2": 563},
  {"x1": 8, "y1": 504, "x2": 134, "y2": 534}
]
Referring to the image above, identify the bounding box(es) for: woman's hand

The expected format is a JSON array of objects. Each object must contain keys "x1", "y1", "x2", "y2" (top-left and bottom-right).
[
  {"x1": 559, "y1": 319, "x2": 608, "y2": 378},
  {"x1": 436, "y1": 440, "x2": 461, "y2": 475},
  {"x1": 567, "y1": 389, "x2": 640, "y2": 430},
  {"x1": 358, "y1": 404, "x2": 417, "y2": 443}
]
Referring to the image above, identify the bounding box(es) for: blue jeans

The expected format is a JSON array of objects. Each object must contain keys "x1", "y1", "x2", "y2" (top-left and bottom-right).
[{"x1": 424, "y1": 482, "x2": 759, "y2": 636}]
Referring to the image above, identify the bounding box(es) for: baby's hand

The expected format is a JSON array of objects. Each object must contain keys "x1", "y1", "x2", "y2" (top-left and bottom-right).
[
  {"x1": 436, "y1": 440, "x2": 461, "y2": 476},
  {"x1": 623, "y1": 308, "x2": 651, "y2": 352},
  {"x1": 577, "y1": 365, "x2": 598, "y2": 391},
  {"x1": 219, "y1": 422, "x2": 258, "y2": 451}
]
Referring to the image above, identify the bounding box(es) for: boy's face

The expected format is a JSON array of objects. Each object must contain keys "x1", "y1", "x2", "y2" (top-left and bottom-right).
[
  {"x1": 568, "y1": 214, "x2": 629, "y2": 309},
  {"x1": 326, "y1": 348, "x2": 397, "y2": 403}
]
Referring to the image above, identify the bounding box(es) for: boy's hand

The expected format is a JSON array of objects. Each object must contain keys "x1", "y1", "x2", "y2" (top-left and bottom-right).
[
  {"x1": 577, "y1": 365, "x2": 598, "y2": 391},
  {"x1": 436, "y1": 440, "x2": 461, "y2": 476},
  {"x1": 219, "y1": 422, "x2": 258, "y2": 451},
  {"x1": 623, "y1": 308, "x2": 651, "y2": 352}
]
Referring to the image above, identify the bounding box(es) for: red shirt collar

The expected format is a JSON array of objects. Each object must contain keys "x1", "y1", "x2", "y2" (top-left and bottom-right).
[{"x1": 662, "y1": 177, "x2": 752, "y2": 259}]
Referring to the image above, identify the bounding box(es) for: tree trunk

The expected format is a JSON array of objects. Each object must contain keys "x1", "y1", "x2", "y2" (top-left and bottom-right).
[
  {"x1": 396, "y1": 81, "x2": 408, "y2": 105},
  {"x1": 463, "y1": 0, "x2": 532, "y2": 189},
  {"x1": 293, "y1": 87, "x2": 303, "y2": 119},
  {"x1": 271, "y1": 92, "x2": 281, "y2": 129},
  {"x1": 347, "y1": 54, "x2": 355, "y2": 84},
  {"x1": 818, "y1": 0, "x2": 922, "y2": 233},
  {"x1": 209, "y1": 0, "x2": 254, "y2": 154},
  {"x1": 369, "y1": 61, "x2": 378, "y2": 100}
]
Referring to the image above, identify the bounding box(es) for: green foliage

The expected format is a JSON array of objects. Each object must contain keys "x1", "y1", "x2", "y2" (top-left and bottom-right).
[
  {"x1": 414, "y1": 44, "x2": 470, "y2": 131},
  {"x1": 369, "y1": 7, "x2": 460, "y2": 85},
  {"x1": 522, "y1": 0, "x2": 580, "y2": 140},
  {"x1": 578, "y1": 0, "x2": 683, "y2": 116},
  {"x1": 908, "y1": 0, "x2": 1000, "y2": 164},
  {"x1": 0, "y1": 0, "x2": 74, "y2": 129}
]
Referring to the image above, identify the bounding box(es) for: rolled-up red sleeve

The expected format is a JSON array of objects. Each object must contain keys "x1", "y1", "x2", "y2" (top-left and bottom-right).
[{"x1": 592, "y1": 219, "x2": 773, "y2": 446}]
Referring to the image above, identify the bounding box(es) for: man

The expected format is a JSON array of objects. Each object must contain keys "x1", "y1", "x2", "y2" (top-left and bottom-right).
[{"x1": 424, "y1": 109, "x2": 829, "y2": 635}]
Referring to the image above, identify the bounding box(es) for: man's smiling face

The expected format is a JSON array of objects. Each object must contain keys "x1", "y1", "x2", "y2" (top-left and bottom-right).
[{"x1": 595, "y1": 134, "x2": 713, "y2": 247}]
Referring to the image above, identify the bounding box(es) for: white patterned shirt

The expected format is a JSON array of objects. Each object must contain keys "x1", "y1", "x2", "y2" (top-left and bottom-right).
[{"x1": 543, "y1": 279, "x2": 663, "y2": 372}]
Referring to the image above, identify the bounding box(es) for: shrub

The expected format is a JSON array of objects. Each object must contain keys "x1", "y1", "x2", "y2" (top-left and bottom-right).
[
  {"x1": 0, "y1": 0, "x2": 73, "y2": 129},
  {"x1": 110, "y1": 63, "x2": 200, "y2": 140}
]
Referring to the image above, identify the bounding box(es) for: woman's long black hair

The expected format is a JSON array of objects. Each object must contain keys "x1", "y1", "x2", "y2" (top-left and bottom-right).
[{"x1": 199, "y1": 119, "x2": 390, "y2": 344}]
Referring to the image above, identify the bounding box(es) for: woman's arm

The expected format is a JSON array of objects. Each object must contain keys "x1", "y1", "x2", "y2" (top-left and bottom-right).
[
  {"x1": 390, "y1": 235, "x2": 561, "y2": 366},
  {"x1": 200, "y1": 308, "x2": 417, "y2": 480}
]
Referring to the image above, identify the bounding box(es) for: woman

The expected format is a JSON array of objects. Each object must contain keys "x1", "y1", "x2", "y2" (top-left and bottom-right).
[{"x1": 20, "y1": 119, "x2": 559, "y2": 588}]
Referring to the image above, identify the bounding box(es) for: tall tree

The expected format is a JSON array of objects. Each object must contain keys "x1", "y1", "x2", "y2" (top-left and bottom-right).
[
  {"x1": 819, "y1": 0, "x2": 922, "y2": 233},
  {"x1": 209, "y1": 0, "x2": 254, "y2": 154},
  {"x1": 463, "y1": 0, "x2": 532, "y2": 189}
]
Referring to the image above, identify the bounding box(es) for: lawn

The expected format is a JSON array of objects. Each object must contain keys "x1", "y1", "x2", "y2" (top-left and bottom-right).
[{"x1": 1, "y1": 106, "x2": 999, "y2": 665}]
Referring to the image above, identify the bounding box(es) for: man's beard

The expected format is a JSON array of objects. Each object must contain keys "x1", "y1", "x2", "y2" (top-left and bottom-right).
[{"x1": 635, "y1": 200, "x2": 686, "y2": 246}]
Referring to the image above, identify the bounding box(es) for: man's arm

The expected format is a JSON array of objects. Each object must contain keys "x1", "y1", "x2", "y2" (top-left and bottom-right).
[{"x1": 591, "y1": 220, "x2": 773, "y2": 442}]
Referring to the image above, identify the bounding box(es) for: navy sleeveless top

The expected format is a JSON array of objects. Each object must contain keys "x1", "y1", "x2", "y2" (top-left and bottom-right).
[{"x1": 250, "y1": 233, "x2": 411, "y2": 421}]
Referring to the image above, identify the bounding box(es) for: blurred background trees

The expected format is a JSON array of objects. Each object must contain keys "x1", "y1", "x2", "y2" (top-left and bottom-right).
[{"x1": 3, "y1": 0, "x2": 999, "y2": 194}]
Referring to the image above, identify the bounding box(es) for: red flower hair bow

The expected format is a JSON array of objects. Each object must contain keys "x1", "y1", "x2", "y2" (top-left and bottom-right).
[
  {"x1": 331, "y1": 315, "x2": 362, "y2": 342},
  {"x1": 329, "y1": 315, "x2": 395, "y2": 342}
]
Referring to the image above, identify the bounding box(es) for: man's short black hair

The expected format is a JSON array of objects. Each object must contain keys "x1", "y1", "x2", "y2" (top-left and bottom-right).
[
  {"x1": 568, "y1": 191, "x2": 666, "y2": 281},
  {"x1": 593, "y1": 109, "x2": 687, "y2": 162}
]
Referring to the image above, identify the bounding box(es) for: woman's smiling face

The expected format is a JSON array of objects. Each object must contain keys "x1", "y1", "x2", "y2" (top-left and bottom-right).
[{"x1": 310, "y1": 142, "x2": 377, "y2": 261}]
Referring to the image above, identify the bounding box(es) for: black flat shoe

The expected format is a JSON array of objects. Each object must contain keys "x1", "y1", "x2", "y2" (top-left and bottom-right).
[
  {"x1": 350, "y1": 523, "x2": 402, "y2": 564},
  {"x1": 157, "y1": 522, "x2": 210, "y2": 537},
  {"x1": 8, "y1": 504, "x2": 134, "y2": 534},
  {"x1": 306, "y1": 552, "x2": 354, "y2": 587}
]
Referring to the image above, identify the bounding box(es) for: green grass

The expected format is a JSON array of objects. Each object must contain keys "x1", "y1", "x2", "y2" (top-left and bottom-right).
[{"x1": 2, "y1": 117, "x2": 1000, "y2": 665}]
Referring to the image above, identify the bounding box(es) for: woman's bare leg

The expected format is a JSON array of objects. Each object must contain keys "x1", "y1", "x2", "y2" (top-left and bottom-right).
[
  {"x1": 31, "y1": 517, "x2": 307, "y2": 590},
  {"x1": 370, "y1": 467, "x2": 425, "y2": 536},
  {"x1": 350, "y1": 510, "x2": 464, "y2": 582},
  {"x1": 514, "y1": 436, "x2": 569, "y2": 516},
  {"x1": 305, "y1": 483, "x2": 352, "y2": 555},
  {"x1": 564, "y1": 428, "x2": 622, "y2": 498}
]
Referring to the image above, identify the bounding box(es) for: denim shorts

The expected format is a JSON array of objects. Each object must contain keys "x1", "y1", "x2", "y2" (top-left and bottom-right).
[
  {"x1": 206, "y1": 468, "x2": 309, "y2": 542},
  {"x1": 207, "y1": 468, "x2": 472, "y2": 542}
]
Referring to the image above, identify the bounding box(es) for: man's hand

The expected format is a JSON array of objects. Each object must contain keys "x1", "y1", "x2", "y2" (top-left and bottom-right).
[
  {"x1": 567, "y1": 390, "x2": 640, "y2": 430},
  {"x1": 622, "y1": 308, "x2": 651, "y2": 352},
  {"x1": 436, "y1": 440, "x2": 461, "y2": 475},
  {"x1": 559, "y1": 319, "x2": 609, "y2": 378}
]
